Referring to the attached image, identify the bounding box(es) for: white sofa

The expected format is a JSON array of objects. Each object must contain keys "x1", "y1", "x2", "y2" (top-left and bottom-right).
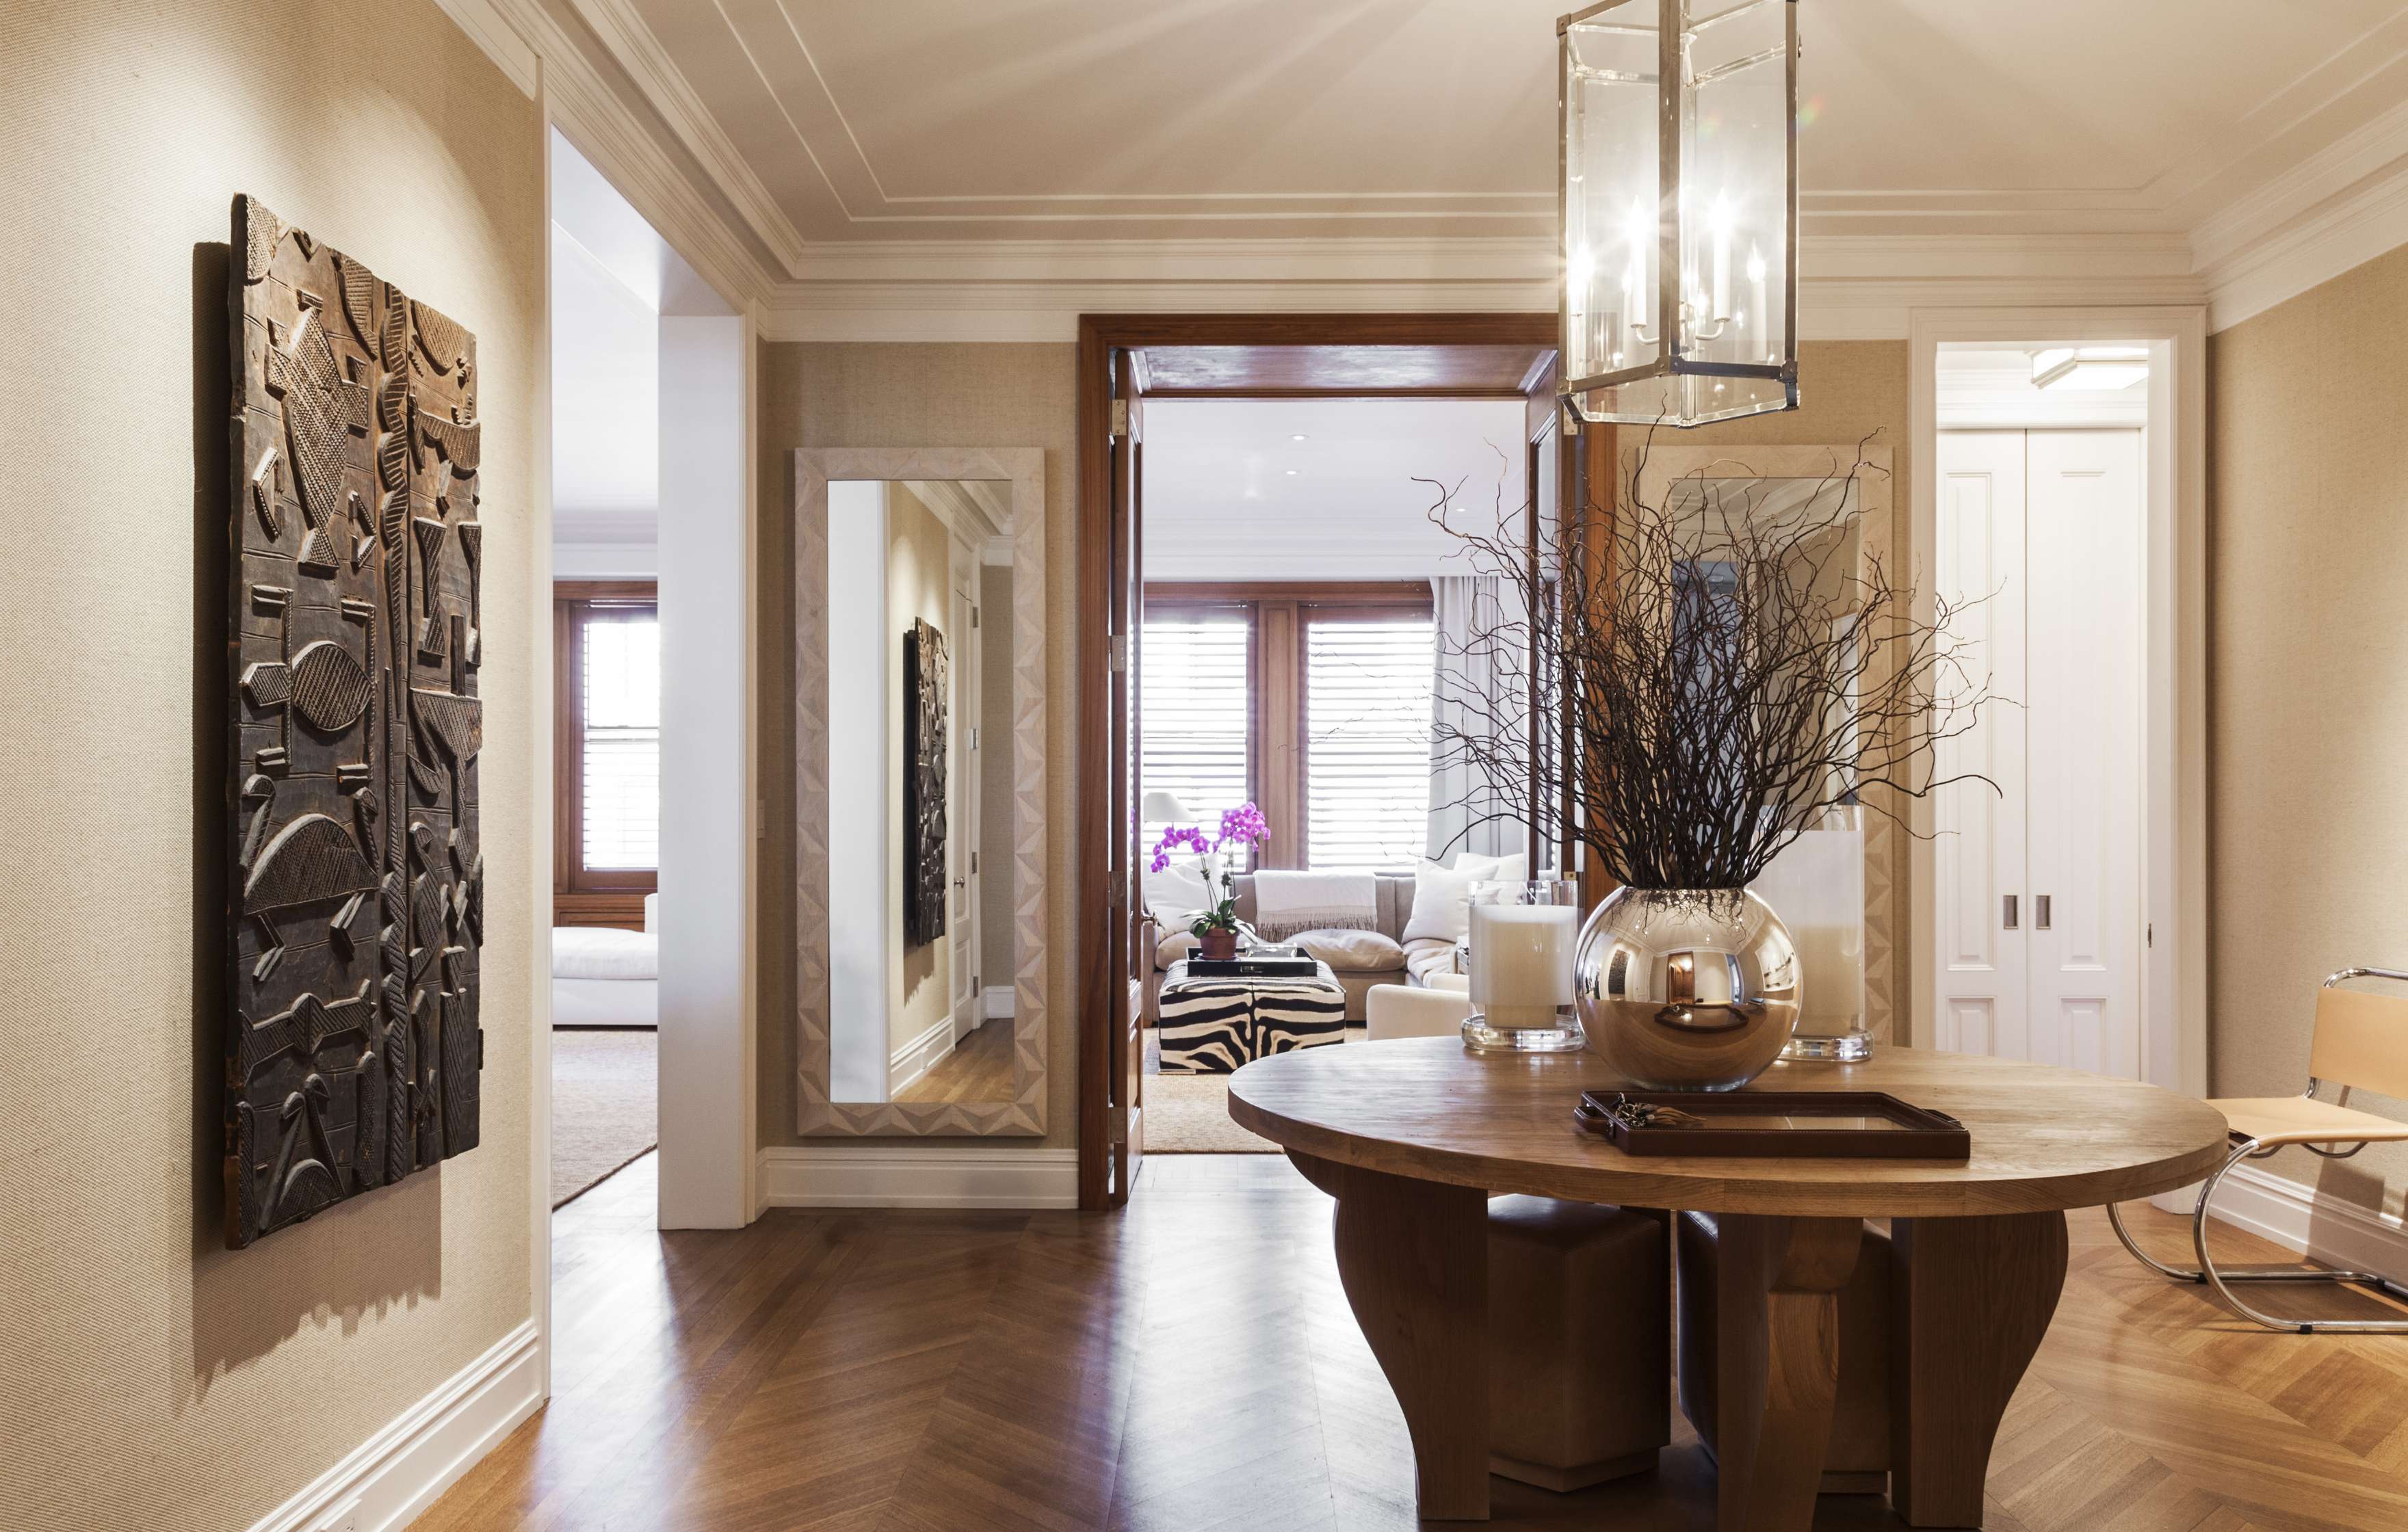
[{"x1": 1365, "y1": 973, "x2": 1472, "y2": 1040}]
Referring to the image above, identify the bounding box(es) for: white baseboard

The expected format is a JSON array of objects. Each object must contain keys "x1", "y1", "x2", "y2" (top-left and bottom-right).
[
  {"x1": 887, "y1": 1017, "x2": 956, "y2": 1098},
  {"x1": 984, "y1": 988, "x2": 1017, "y2": 1021},
  {"x1": 756, "y1": 1146, "x2": 1078, "y2": 1213},
  {"x1": 2201, "y1": 1163, "x2": 2408, "y2": 1284},
  {"x1": 248, "y1": 1319, "x2": 542, "y2": 1532}
]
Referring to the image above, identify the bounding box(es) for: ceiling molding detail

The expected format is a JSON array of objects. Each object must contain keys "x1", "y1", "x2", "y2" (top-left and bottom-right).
[
  {"x1": 757, "y1": 234, "x2": 2208, "y2": 344},
  {"x1": 563, "y1": 0, "x2": 813, "y2": 276},
  {"x1": 2195, "y1": 102, "x2": 2408, "y2": 332},
  {"x1": 428, "y1": 0, "x2": 783, "y2": 310},
  {"x1": 423, "y1": 1, "x2": 2400, "y2": 344}
]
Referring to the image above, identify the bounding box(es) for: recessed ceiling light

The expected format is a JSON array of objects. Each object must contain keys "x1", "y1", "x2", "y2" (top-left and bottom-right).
[
  {"x1": 1284, "y1": 468, "x2": 1300, "y2": 476},
  {"x1": 1290, "y1": 433, "x2": 1309, "y2": 442}
]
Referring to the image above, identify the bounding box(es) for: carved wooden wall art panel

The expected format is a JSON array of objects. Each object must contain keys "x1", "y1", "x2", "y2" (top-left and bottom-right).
[
  {"x1": 225, "y1": 194, "x2": 486, "y2": 1248},
  {"x1": 902, "y1": 617, "x2": 949, "y2": 947}
]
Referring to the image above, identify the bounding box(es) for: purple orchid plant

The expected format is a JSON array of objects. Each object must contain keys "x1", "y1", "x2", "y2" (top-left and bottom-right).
[{"x1": 1151, "y1": 802, "x2": 1270, "y2": 938}]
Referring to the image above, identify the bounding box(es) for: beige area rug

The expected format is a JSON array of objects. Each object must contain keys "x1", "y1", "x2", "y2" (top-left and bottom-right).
[
  {"x1": 552, "y1": 1028, "x2": 657, "y2": 1206},
  {"x1": 1146, "y1": 1028, "x2": 1368, "y2": 1154},
  {"x1": 1144, "y1": 1074, "x2": 1281, "y2": 1154}
]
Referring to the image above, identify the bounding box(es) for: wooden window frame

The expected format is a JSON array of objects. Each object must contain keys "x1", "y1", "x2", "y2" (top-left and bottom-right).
[
  {"x1": 1141, "y1": 581, "x2": 1434, "y2": 871},
  {"x1": 554, "y1": 579, "x2": 658, "y2": 930}
]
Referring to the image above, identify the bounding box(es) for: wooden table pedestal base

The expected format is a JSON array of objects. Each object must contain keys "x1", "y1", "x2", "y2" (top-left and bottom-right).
[
  {"x1": 1294, "y1": 1151, "x2": 1491, "y2": 1520},
  {"x1": 1891, "y1": 1211, "x2": 2070, "y2": 1528}
]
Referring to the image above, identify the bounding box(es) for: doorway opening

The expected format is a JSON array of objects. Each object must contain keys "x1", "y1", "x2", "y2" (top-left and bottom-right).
[
  {"x1": 1914, "y1": 320, "x2": 2206, "y2": 1098},
  {"x1": 1077, "y1": 318, "x2": 1606, "y2": 1205},
  {"x1": 544, "y1": 126, "x2": 752, "y2": 1238}
]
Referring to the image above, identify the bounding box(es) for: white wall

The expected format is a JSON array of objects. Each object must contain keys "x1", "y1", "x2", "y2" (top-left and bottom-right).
[
  {"x1": 655, "y1": 314, "x2": 754, "y2": 1227},
  {"x1": 826, "y1": 481, "x2": 890, "y2": 1102},
  {"x1": 549, "y1": 130, "x2": 660, "y2": 579}
]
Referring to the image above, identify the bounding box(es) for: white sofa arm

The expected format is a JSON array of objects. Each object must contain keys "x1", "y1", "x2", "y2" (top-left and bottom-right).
[{"x1": 1365, "y1": 982, "x2": 1474, "y2": 1041}]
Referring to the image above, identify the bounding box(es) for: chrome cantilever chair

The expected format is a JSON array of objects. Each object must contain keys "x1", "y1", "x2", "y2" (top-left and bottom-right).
[{"x1": 2108, "y1": 966, "x2": 2408, "y2": 1334}]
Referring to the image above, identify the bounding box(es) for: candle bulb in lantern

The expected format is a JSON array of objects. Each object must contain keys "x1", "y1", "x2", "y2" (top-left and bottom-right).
[
  {"x1": 1712, "y1": 192, "x2": 1732, "y2": 323},
  {"x1": 1746, "y1": 243, "x2": 1768, "y2": 359}
]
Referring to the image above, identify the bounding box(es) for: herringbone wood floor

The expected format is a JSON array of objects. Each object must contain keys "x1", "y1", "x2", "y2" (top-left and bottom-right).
[{"x1": 419, "y1": 1152, "x2": 2408, "y2": 1531}]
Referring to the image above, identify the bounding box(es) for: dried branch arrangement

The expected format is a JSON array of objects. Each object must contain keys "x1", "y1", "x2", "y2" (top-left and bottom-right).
[{"x1": 1426, "y1": 430, "x2": 1989, "y2": 891}]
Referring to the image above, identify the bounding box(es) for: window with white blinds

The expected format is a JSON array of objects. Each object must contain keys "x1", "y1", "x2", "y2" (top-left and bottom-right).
[
  {"x1": 1139, "y1": 610, "x2": 1252, "y2": 854},
  {"x1": 580, "y1": 613, "x2": 661, "y2": 871},
  {"x1": 1303, "y1": 616, "x2": 1435, "y2": 871}
]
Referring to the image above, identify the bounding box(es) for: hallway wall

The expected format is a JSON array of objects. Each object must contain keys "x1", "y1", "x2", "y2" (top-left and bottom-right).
[
  {"x1": 758, "y1": 343, "x2": 1080, "y2": 1148},
  {"x1": 0, "y1": 3, "x2": 543, "y2": 1527},
  {"x1": 2208, "y1": 239, "x2": 2408, "y2": 1212}
]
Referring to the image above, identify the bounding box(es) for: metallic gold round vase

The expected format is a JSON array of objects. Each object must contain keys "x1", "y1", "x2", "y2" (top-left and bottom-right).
[{"x1": 1573, "y1": 887, "x2": 1801, "y2": 1090}]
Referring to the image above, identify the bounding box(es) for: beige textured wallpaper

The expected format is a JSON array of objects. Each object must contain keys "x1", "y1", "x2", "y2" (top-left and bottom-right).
[
  {"x1": 0, "y1": 3, "x2": 542, "y2": 1529},
  {"x1": 2208, "y1": 242, "x2": 2408, "y2": 1209},
  {"x1": 757, "y1": 343, "x2": 1079, "y2": 1148},
  {"x1": 1675, "y1": 341, "x2": 1915, "y2": 1019}
]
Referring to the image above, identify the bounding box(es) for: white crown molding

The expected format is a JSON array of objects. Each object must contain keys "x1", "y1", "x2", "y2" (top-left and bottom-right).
[
  {"x1": 756, "y1": 234, "x2": 2207, "y2": 343},
  {"x1": 2197, "y1": 110, "x2": 2408, "y2": 331},
  {"x1": 756, "y1": 1146, "x2": 1079, "y2": 1212},
  {"x1": 427, "y1": 0, "x2": 779, "y2": 310},
  {"x1": 246, "y1": 1321, "x2": 542, "y2": 1532},
  {"x1": 563, "y1": 0, "x2": 811, "y2": 278},
  {"x1": 432, "y1": 0, "x2": 2394, "y2": 343}
]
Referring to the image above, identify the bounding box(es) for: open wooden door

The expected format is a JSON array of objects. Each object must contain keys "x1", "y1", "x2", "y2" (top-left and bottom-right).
[{"x1": 1103, "y1": 351, "x2": 1147, "y2": 1204}]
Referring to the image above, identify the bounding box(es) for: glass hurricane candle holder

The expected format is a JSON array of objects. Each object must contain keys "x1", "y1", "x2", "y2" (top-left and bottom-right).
[{"x1": 1462, "y1": 879, "x2": 1586, "y2": 1054}]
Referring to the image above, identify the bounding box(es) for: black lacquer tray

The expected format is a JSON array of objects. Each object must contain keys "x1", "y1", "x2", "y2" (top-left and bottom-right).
[{"x1": 1573, "y1": 1089, "x2": 1971, "y2": 1159}]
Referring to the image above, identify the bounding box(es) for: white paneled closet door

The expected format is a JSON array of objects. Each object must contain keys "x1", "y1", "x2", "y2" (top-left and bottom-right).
[
  {"x1": 1933, "y1": 429, "x2": 2145, "y2": 1079},
  {"x1": 2024, "y1": 430, "x2": 2144, "y2": 1077},
  {"x1": 1934, "y1": 432, "x2": 2029, "y2": 1059}
]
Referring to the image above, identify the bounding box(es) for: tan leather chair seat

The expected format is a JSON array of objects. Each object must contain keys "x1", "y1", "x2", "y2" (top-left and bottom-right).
[{"x1": 2211, "y1": 1095, "x2": 2408, "y2": 1148}]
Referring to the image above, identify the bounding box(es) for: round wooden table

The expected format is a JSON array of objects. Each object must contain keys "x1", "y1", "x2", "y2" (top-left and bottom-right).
[{"x1": 1227, "y1": 1040, "x2": 2228, "y2": 1531}]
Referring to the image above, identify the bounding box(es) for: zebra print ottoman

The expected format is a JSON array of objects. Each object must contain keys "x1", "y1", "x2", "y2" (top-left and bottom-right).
[{"x1": 1157, "y1": 958, "x2": 1348, "y2": 1074}]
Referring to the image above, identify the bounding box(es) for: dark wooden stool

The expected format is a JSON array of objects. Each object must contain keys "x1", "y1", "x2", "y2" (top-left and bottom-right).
[
  {"x1": 1674, "y1": 1209, "x2": 1892, "y2": 1494},
  {"x1": 1487, "y1": 1195, "x2": 1671, "y2": 1490}
]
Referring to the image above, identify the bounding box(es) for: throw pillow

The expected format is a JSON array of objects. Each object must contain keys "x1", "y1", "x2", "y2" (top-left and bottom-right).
[
  {"x1": 1292, "y1": 927, "x2": 1408, "y2": 973},
  {"x1": 1400, "y1": 851, "x2": 1530, "y2": 947},
  {"x1": 1142, "y1": 859, "x2": 1212, "y2": 928}
]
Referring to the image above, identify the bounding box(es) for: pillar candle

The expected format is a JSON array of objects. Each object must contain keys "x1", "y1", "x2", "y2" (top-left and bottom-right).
[{"x1": 1469, "y1": 903, "x2": 1578, "y2": 1029}]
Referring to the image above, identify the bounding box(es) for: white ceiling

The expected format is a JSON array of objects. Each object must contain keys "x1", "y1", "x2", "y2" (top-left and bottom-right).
[
  {"x1": 596, "y1": 0, "x2": 2408, "y2": 250},
  {"x1": 1142, "y1": 399, "x2": 1530, "y2": 581}
]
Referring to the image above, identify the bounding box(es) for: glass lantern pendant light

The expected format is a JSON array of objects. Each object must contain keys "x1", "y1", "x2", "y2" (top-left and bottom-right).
[{"x1": 1559, "y1": 0, "x2": 1799, "y2": 427}]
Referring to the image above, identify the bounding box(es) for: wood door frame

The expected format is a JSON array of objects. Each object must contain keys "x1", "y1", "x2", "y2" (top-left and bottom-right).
[{"x1": 1077, "y1": 313, "x2": 1580, "y2": 1209}]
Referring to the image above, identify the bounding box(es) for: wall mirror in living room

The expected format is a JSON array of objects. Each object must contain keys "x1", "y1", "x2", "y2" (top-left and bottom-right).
[
  {"x1": 794, "y1": 449, "x2": 1047, "y2": 1135},
  {"x1": 1627, "y1": 443, "x2": 1898, "y2": 1051}
]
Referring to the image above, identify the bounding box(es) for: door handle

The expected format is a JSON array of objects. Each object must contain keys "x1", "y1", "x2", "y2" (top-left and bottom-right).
[
  {"x1": 2035, "y1": 895, "x2": 2052, "y2": 931},
  {"x1": 2002, "y1": 894, "x2": 2018, "y2": 931}
]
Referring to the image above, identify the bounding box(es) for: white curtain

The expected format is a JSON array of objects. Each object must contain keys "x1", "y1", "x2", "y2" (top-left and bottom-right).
[{"x1": 1426, "y1": 574, "x2": 1528, "y2": 861}]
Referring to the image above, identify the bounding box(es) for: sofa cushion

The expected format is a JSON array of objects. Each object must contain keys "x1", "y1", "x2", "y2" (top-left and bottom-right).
[
  {"x1": 1156, "y1": 929, "x2": 1200, "y2": 968},
  {"x1": 1401, "y1": 852, "x2": 1529, "y2": 945},
  {"x1": 1293, "y1": 927, "x2": 1407, "y2": 973}
]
